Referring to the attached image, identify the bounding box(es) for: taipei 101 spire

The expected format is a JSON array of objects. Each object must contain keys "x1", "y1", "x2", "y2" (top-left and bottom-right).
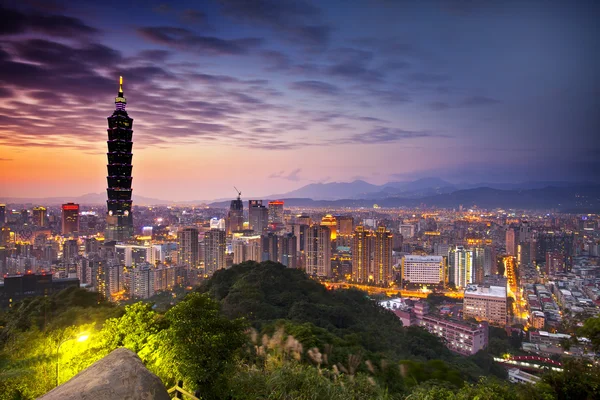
[{"x1": 105, "y1": 76, "x2": 134, "y2": 241}]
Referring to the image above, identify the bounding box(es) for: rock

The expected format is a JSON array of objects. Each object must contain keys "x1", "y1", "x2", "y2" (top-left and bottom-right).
[{"x1": 38, "y1": 348, "x2": 171, "y2": 400}]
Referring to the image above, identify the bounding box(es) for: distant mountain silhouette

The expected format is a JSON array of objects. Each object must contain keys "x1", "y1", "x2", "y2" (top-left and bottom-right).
[
  {"x1": 211, "y1": 184, "x2": 600, "y2": 211},
  {"x1": 267, "y1": 180, "x2": 380, "y2": 200},
  {"x1": 266, "y1": 178, "x2": 594, "y2": 201}
]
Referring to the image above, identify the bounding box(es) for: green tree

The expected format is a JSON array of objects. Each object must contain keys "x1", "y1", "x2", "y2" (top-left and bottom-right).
[
  {"x1": 100, "y1": 302, "x2": 163, "y2": 353},
  {"x1": 541, "y1": 359, "x2": 600, "y2": 400},
  {"x1": 164, "y1": 292, "x2": 247, "y2": 399},
  {"x1": 579, "y1": 315, "x2": 600, "y2": 352}
]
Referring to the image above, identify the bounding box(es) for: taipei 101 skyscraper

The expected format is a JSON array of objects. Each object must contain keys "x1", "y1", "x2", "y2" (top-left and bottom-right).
[{"x1": 105, "y1": 77, "x2": 134, "y2": 241}]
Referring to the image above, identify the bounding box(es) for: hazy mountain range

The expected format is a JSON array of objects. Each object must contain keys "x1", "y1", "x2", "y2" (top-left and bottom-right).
[
  {"x1": 266, "y1": 177, "x2": 595, "y2": 200},
  {"x1": 1, "y1": 178, "x2": 598, "y2": 211}
]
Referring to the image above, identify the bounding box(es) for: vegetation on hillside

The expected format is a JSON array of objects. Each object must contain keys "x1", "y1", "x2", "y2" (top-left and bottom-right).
[{"x1": 1, "y1": 261, "x2": 599, "y2": 399}]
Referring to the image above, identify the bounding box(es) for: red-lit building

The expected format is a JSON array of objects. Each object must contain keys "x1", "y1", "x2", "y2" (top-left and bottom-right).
[
  {"x1": 61, "y1": 203, "x2": 80, "y2": 235},
  {"x1": 268, "y1": 200, "x2": 284, "y2": 225}
]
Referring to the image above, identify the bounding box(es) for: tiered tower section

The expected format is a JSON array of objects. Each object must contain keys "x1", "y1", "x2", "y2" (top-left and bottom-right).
[{"x1": 105, "y1": 76, "x2": 134, "y2": 241}]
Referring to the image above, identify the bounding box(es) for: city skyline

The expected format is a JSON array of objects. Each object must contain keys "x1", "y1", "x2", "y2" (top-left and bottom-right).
[{"x1": 0, "y1": 0, "x2": 599, "y2": 201}]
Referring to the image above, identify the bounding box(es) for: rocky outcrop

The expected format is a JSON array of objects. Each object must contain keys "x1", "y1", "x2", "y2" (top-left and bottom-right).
[{"x1": 38, "y1": 348, "x2": 170, "y2": 400}]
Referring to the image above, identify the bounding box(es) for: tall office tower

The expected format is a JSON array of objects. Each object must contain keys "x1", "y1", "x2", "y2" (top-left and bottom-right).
[
  {"x1": 84, "y1": 238, "x2": 100, "y2": 256},
  {"x1": 94, "y1": 259, "x2": 107, "y2": 300},
  {"x1": 306, "y1": 225, "x2": 331, "y2": 277},
  {"x1": 61, "y1": 203, "x2": 80, "y2": 235},
  {"x1": 0, "y1": 204, "x2": 5, "y2": 226},
  {"x1": 519, "y1": 221, "x2": 531, "y2": 243},
  {"x1": 336, "y1": 215, "x2": 354, "y2": 248},
  {"x1": 278, "y1": 233, "x2": 297, "y2": 268},
  {"x1": 472, "y1": 248, "x2": 486, "y2": 284},
  {"x1": 268, "y1": 200, "x2": 284, "y2": 225},
  {"x1": 517, "y1": 242, "x2": 531, "y2": 268},
  {"x1": 483, "y1": 246, "x2": 494, "y2": 277},
  {"x1": 320, "y1": 214, "x2": 337, "y2": 242},
  {"x1": 20, "y1": 209, "x2": 29, "y2": 224},
  {"x1": 373, "y1": 226, "x2": 393, "y2": 284},
  {"x1": 227, "y1": 193, "x2": 244, "y2": 234},
  {"x1": 105, "y1": 77, "x2": 134, "y2": 242},
  {"x1": 261, "y1": 233, "x2": 278, "y2": 262},
  {"x1": 402, "y1": 255, "x2": 445, "y2": 285},
  {"x1": 130, "y1": 263, "x2": 155, "y2": 299},
  {"x1": 400, "y1": 224, "x2": 415, "y2": 238},
  {"x1": 535, "y1": 231, "x2": 574, "y2": 270},
  {"x1": 433, "y1": 243, "x2": 450, "y2": 257},
  {"x1": 296, "y1": 214, "x2": 311, "y2": 226},
  {"x1": 505, "y1": 228, "x2": 517, "y2": 256},
  {"x1": 32, "y1": 206, "x2": 47, "y2": 227},
  {"x1": 106, "y1": 259, "x2": 123, "y2": 296},
  {"x1": 62, "y1": 239, "x2": 79, "y2": 263},
  {"x1": 177, "y1": 227, "x2": 199, "y2": 268},
  {"x1": 232, "y1": 235, "x2": 261, "y2": 264},
  {"x1": 449, "y1": 246, "x2": 473, "y2": 288},
  {"x1": 545, "y1": 252, "x2": 565, "y2": 275},
  {"x1": 352, "y1": 226, "x2": 372, "y2": 283},
  {"x1": 248, "y1": 200, "x2": 268, "y2": 233},
  {"x1": 204, "y1": 228, "x2": 226, "y2": 276}
]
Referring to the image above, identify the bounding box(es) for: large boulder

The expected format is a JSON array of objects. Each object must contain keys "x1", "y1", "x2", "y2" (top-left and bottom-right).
[{"x1": 38, "y1": 348, "x2": 170, "y2": 400}]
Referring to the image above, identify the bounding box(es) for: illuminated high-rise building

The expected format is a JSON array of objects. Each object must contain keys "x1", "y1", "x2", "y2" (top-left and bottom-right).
[
  {"x1": 320, "y1": 214, "x2": 337, "y2": 241},
  {"x1": 336, "y1": 215, "x2": 354, "y2": 248},
  {"x1": 248, "y1": 200, "x2": 268, "y2": 233},
  {"x1": 105, "y1": 76, "x2": 134, "y2": 242},
  {"x1": 32, "y1": 206, "x2": 47, "y2": 227},
  {"x1": 227, "y1": 193, "x2": 244, "y2": 234},
  {"x1": 61, "y1": 203, "x2": 79, "y2": 235},
  {"x1": 177, "y1": 227, "x2": 199, "y2": 268},
  {"x1": 0, "y1": 204, "x2": 5, "y2": 226},
  {"x1": 232, "y1": 235, "x2": 261, "y2": 264},
  {"x1": 505, "y1": 228, "x2": 517, "y2": 256},
  {"x1": 62, "y1": 239, "x2": 79, "y2": 263},
  {"x1": 204, "y1": 228, "x2": 226, "y2": 276},
  {"x1": 261, "y1": 233, "x2": 279, "y2": 262},
  {"x1": 268, "y1": 200, "x2": 284, "y2": 225},
  {"x1": 373, "y1": 226, "x2": 393, "y2": 284},
  {"x1": 306, "y1": 225, "x2": 331, "y2": 277},
  {"x1": 352, "y1": 226, "x2": 372, "y2": 283},
  {"x1": 449, "y1": 246, "x2": 473, "y2": 288},
  {"x1": 278, "y1": 233, "x2": 297, "y2": 269}
]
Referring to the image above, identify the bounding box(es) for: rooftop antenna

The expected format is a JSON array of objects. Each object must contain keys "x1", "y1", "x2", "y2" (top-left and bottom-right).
[{"x1": 234, "y1": 186, "x2": 241, "y2": 200}]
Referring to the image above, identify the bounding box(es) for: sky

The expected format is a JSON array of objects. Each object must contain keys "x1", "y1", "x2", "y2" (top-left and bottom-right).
[{"x1": 0, "y1": 0, "x2": 598, "y2": 201}]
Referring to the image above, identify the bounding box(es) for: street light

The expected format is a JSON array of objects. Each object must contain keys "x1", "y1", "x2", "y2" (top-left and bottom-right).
[{"x1": 56, "y1": 333, "x2": 89, "y2": 387}]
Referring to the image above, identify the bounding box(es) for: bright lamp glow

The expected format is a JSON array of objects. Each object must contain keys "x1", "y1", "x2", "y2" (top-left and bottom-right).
[{"x1": 77, "y1": 334, "x2": 89, "y2": 342}]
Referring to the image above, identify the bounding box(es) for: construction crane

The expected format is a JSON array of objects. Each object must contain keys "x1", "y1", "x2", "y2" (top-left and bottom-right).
[{"x1": 234, "y1": 186, "x2": 241, "y2": 199}]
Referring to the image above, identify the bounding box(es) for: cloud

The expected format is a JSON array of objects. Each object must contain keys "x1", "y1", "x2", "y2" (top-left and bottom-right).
[
  {"x1": 427, "y1": 96, "x2": 500, "y2": 111},
  {"x1": 0, "y1": 5, "x2": 97, "y2": 37},
  {"x1": 260, "y1": 50, "x2": 292, "y2": 71},
  {"x1": 409, "y1": 72, "x2": 451, "y2": 83},
  {"x1": 218, "y1": 0, "x2": 331, "y2": 47},
  {"x1": 290, "y1": 80, "x2": 341, "y2": 96},
  {"x1": 460, "y1": 96, "x2": 500, "y2": 107},
  {"x1": 269, "y1": 168, "x2": 302, "y2": 181},
  {"x1": 0, "y1": 158, "x2": 13, "y2": 161},
  {"x1": 339, "y1": 126, "x2": 450, "y2": 144},
  {"x1": 137, "y1": 26, "x2": 263, "y2": 55},
  {"x1": 181, "y1": 9, "x2": 207, "y2": 24},
  {"x1": 428, "y1": 101, "x2": 451, "y2": 110}
]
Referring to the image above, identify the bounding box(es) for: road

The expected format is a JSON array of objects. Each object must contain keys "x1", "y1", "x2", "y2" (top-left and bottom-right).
[{"x1": 323, "y1": 282, "x2": 464, "y2": 299}]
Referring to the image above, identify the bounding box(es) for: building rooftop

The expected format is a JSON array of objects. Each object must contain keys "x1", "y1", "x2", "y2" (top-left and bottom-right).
[
  {"x1": 464, "y1": 284, "x2": 507, "y2": 299},
  {"x1": 403, "y1": 255, "x2": 443, "y2": 262}
]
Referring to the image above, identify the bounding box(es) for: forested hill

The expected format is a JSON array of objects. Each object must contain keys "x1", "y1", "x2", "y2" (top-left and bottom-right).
[{"x1": 198, "y1": 261, "x2": 496, "y2": 380}]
